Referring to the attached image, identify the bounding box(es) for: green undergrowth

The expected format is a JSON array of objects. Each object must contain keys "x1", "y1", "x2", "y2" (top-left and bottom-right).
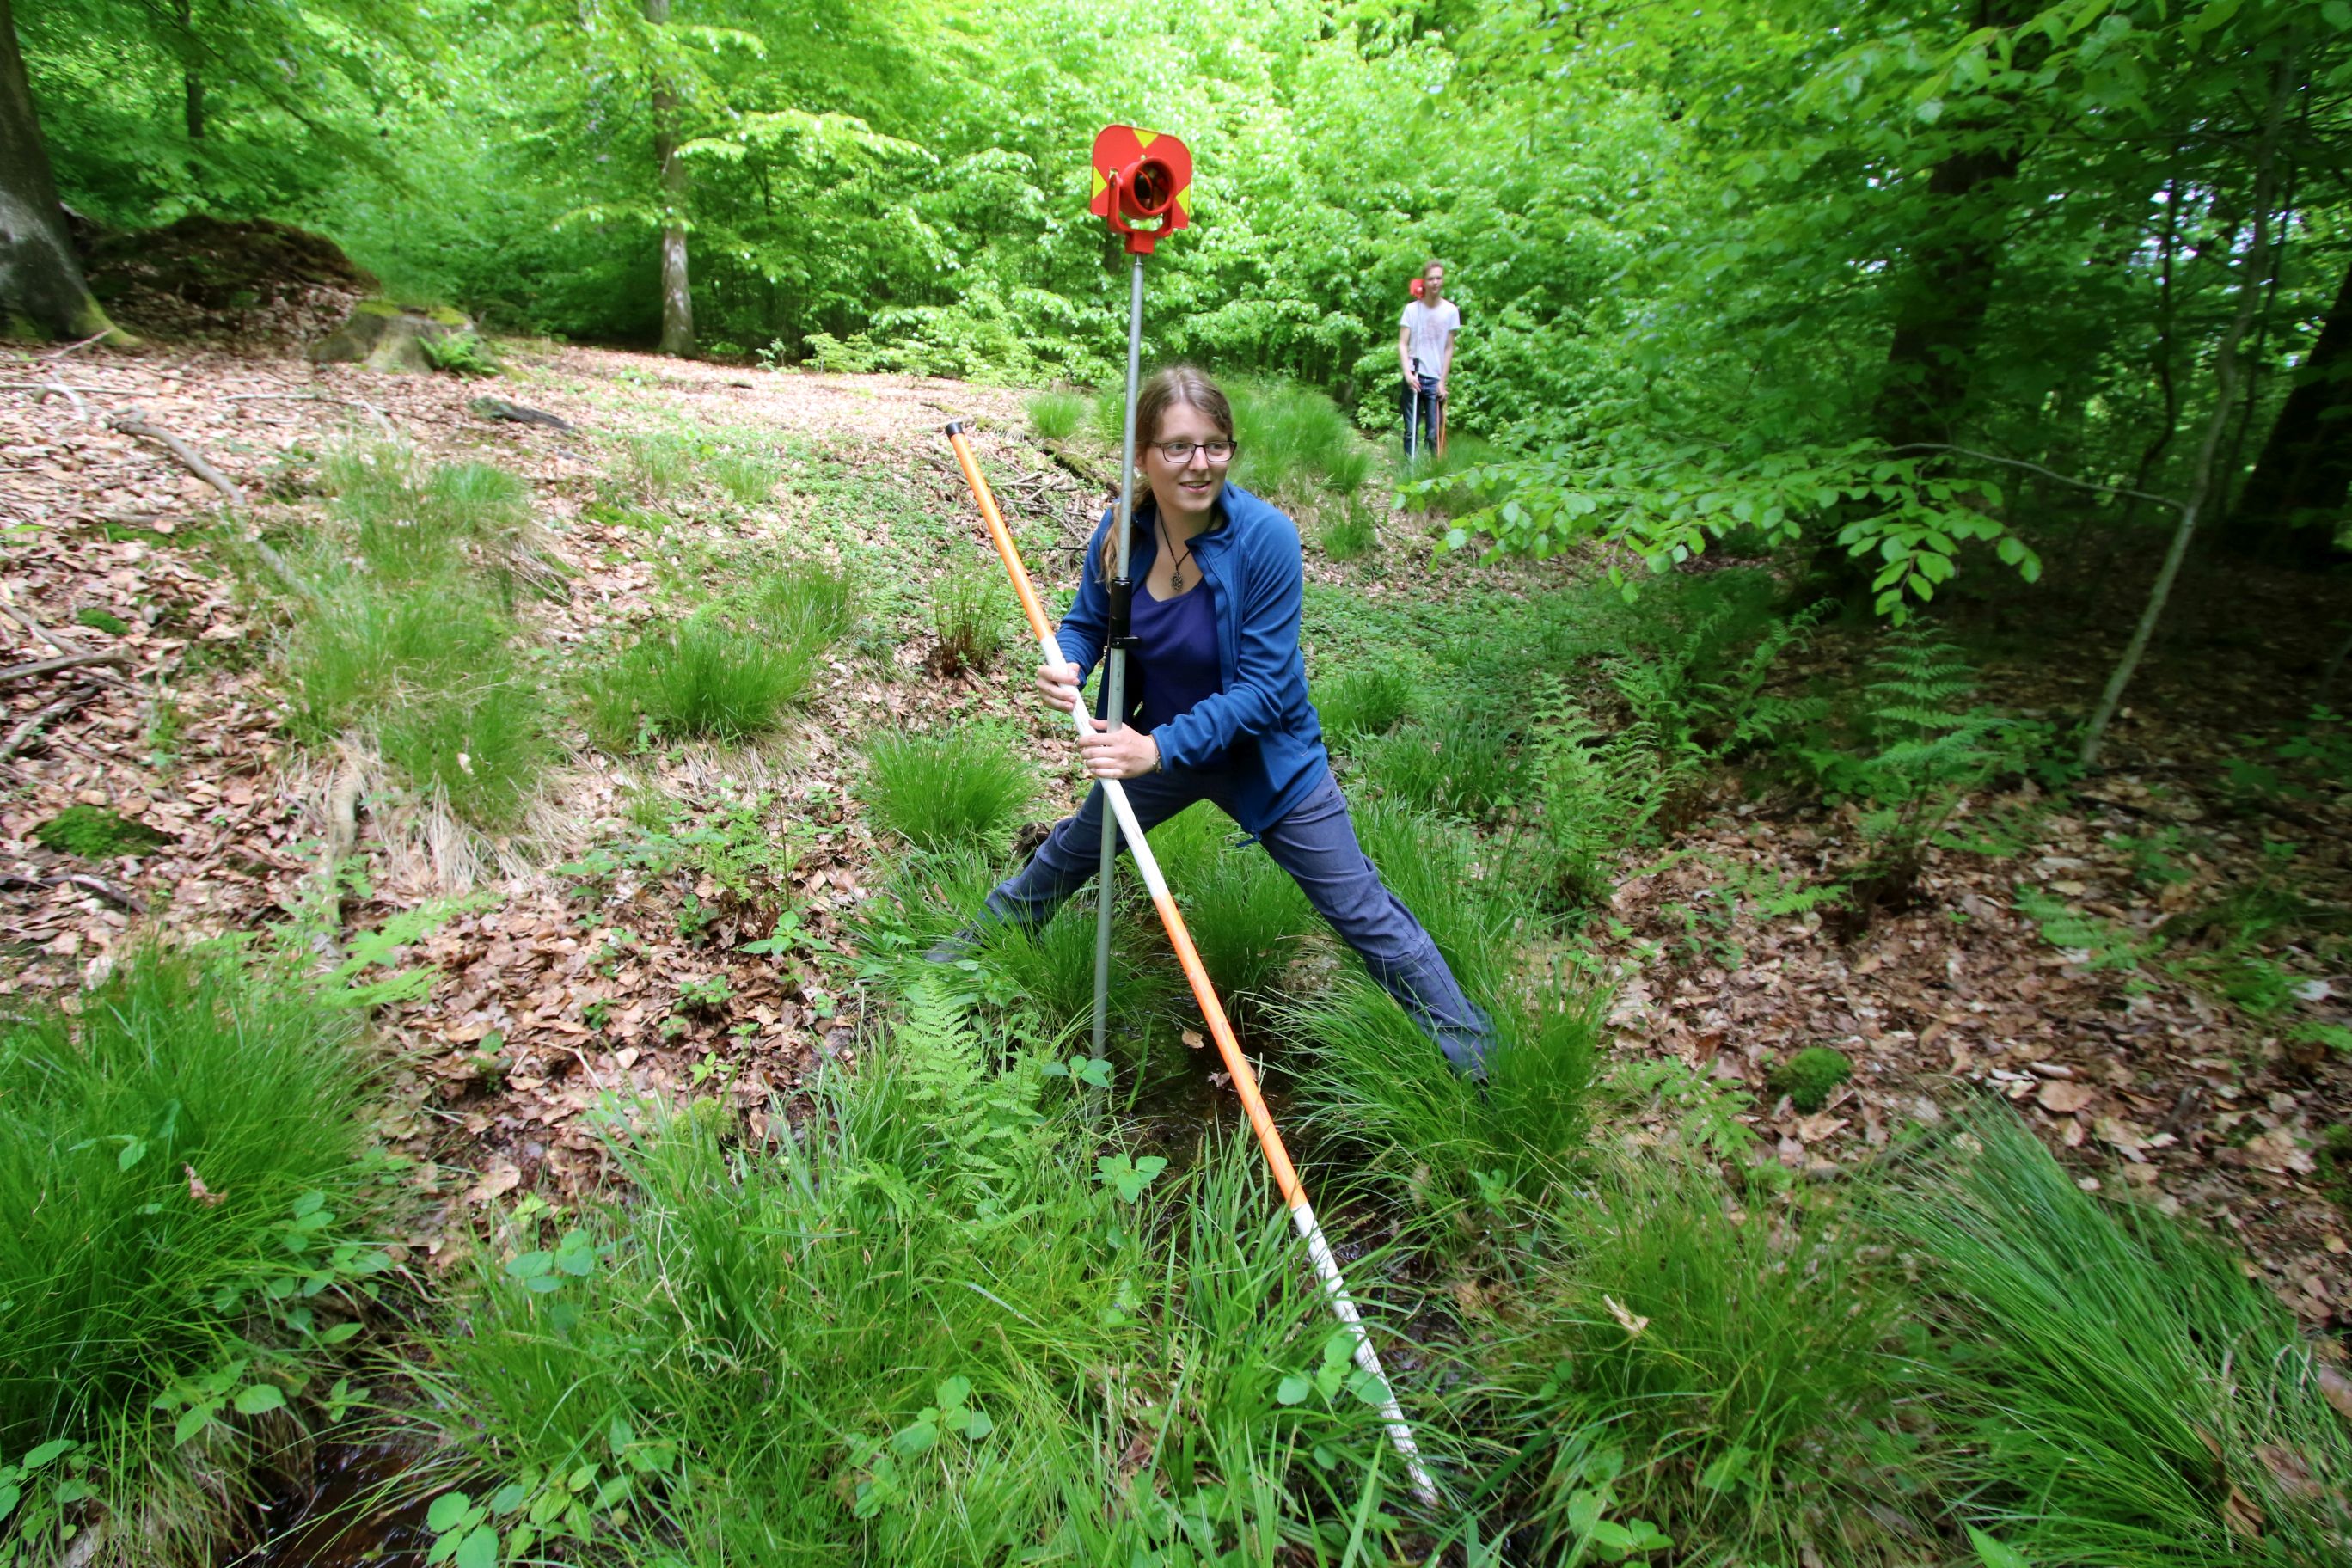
[
  {"x1": 0, "y1": 948, "x2": 394, "y2": 1565},
  {"x1": 278, "y1": 445, "x2": 556, "y2": 830},
  {"x1": 1148, "y1": 805, "x2": 1320, "y2": 1025},
  {"x1": 414, "y1": 980, "x2": 1436, "y2": 1565}
]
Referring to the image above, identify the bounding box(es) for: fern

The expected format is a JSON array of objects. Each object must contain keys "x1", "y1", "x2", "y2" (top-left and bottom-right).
[{"x1": 1528, "y1": 677, "x2": 1701, "y2": 902}]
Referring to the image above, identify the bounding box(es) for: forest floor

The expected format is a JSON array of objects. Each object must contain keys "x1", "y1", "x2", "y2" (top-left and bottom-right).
[{"x1": 6, "y1": 331, "x2": 2351, "y2": 1341}]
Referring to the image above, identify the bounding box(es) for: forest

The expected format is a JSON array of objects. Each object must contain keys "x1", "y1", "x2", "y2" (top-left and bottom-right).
[{"x1": 3, "y1": 0, "x2": 2352, "y2": 1563}]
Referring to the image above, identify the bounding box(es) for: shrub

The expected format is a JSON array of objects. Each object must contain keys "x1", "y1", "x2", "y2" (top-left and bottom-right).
[
  {"x1": 584, "y1": 610, "x2": 830, "y2": 748},
  {"x1": 863, "y1": 727, "x2": 1036, "y2": 851},
  {"x1": 1319, "y1": 503, "x2": 1376, "y2": 561},
  {"x1": 1026, "y1": 389, "x2": 1089, "y2": 441},
  {"x1": 1767, "y1": 1045, "x2": 1853, "y2": 1112},
  {"x1": 33, "y1": 804, "x2": 169, "y2": 859},
  {"x1": 1315, "y1": 665, "x2": 1416, "y2": 746},
  {"x1": 1147, "y1": 805, "x2": 1319, "y2": 1021},
  {"x1": 1887, "y1": 1109, "x2": 2352, "y2": 1566},
  {"x1": 931, "y1": 565, "x2": 1002, "y2": 674},
  {"x1": 0, "y1": 950, "x2": 383, "y2": 1554}
]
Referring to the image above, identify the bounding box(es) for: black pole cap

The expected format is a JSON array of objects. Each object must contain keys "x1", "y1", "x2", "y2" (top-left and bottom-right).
[{"x1": 941, "y1": 420, "x2": 967, "y2": 436}]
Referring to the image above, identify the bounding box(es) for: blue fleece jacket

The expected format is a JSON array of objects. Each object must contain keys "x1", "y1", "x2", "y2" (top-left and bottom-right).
[{"x1": 1053, "y1": 483, "x2": 1330, "y2": 834}]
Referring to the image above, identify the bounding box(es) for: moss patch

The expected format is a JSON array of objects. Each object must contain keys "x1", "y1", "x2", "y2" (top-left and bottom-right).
[
  {"x1": 1767, "y1": 1045, "x2": 1854, "y2": 1113},
  {"x1": 75, "y1": 607, "x2": 132, "y2": 636},
  {"x1": 33, "y1": 805, "x2": 170, "y2": 860}
]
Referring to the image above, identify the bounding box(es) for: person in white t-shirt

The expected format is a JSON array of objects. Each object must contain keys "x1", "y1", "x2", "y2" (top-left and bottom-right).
[{"x1": 1396, "y1": 259, "x2": 1459, "y2": 462}]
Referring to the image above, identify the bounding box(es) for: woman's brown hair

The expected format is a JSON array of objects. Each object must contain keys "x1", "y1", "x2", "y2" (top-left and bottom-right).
[{"x1": 1097, "y1": 365, "x2": 1234, "y2": 579}]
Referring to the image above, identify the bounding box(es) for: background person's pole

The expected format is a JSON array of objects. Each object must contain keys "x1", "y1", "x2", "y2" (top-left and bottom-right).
[
  {"x1": 942, "y1": 423, "x2": 1442, "y2": 1509},
  {"x1": 1093, "y1": 253, "x2": 1146, "y2": 1076}
]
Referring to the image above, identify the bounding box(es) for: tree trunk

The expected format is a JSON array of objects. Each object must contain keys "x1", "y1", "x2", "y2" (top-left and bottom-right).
[
  {"x1": 180, "y1": 0, "x2": 203, "y2": 141},
  {"x1": 645, "y1": 0, "x2": 693, "y2": 358},
  {"x1": 2221, "y1": 252, "x2": 2352, "y2": 569},
  {"x1": 0, "y1": 0, "x2": 129, "y2": 343},
  {"x1": 2079, "y1": 55, "x2": 2294, "y2": 769}
]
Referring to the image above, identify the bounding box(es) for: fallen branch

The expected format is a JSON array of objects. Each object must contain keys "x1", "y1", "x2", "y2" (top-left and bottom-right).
[
  {"x1": 0, "y1": 682, "x2": 101, "y2": 762},
  {"x1": 109, "y1": 410, "x2": 246, "y2": 506},
  {"x1": 0, "y1": 872, "x2": 146, "y2": 913},
  {"x1": 0, "y1": 650, "x2": 128, "y2": 684},
  {"x1": 0, "y1": 603, "x2": 136, "y2": 691},
  {"x1": 41, "y1": 330, "x2": 113, "y2": 360},
  {"x1": 225, "y1": 391, "x2": 397, "y2": 440}
]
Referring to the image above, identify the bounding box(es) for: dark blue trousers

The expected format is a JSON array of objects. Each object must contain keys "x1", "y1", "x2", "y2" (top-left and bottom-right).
[
  {"x1": 1400, "y1": 373, "x2": 1441, "y2": 462},
  {"x1": 984, "y1": 766, "x2": 1494, "y2": 1075}
]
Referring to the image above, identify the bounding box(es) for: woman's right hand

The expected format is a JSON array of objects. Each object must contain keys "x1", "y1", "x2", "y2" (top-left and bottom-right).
[{"x1": 1037, "y1": 659, "x2": 1083, "y2": 715}]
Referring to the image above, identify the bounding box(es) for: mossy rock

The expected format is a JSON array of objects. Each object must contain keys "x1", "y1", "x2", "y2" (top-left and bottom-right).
[
  {"x1": 310, "y1": 298, "x2": 475, "y2": 372},
  {"x1": 1767, "y1": 1046, "x2": 1854, "y2": 1113},
  {"x1": 34, "y1": 805, "x2": 170, "y2": 860}
]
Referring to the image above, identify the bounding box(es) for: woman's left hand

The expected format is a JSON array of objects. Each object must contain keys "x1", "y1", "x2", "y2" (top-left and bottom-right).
[{"x1": 1075, "y1": 719, "x2": 1161, "y2": 780}]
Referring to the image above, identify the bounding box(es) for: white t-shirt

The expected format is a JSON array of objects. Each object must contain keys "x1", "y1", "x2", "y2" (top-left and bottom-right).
[{"x1": 1400, "y1": 298, "x2": 1461, "y2": 378}]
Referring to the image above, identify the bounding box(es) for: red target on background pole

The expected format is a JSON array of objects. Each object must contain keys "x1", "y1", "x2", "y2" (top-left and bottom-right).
[{"x1": 1090, "y1": 126, "x2": 1192, "y2": 255}]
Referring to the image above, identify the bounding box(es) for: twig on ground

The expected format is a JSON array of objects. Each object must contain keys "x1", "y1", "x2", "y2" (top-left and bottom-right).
[
  {"x1": 40, "y1": 330, "x2": 113, "y2": 360},
  {"x1": 0, "y1": 650, "x2": 129, "y2": 684},
  {"x1": 108, "y1": 410, "x2": 247, "y2": 506},
  {"x1": 0, "y1": 683, "x2": 102, "y2": 762},
  {"x1": 0, "y1": 382, "x2": 108, "y2": 420},
  {"x1": 0, "y1": 604, "x2": 140, "y2": 693},
  {"x1": 0, "y1": 873, "x2": 147, "y2": 913},
  {"x1": 225, "y1": 391, "x2": 398, "y2": 440}
]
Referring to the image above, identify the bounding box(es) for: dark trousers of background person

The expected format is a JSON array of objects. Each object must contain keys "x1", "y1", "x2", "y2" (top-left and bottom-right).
[{"x1": 1400, "y1": 371, "x2": 1441, "y2": 462}]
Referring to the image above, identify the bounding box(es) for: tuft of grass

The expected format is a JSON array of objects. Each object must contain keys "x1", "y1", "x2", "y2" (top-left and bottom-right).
[
  {"x1": 33, "y1": 804, "x2": 169, "y2": 859},
  {"x1": 930, "y1": 565, "x2": 1002, "y2": 675},
  {"x1": 1315, "y1": 665, "x2": 1416, "y2": 745},
  {"x1": 584, "y1": 610, "x2": 830, "y2": 749},
  {"x1": 0, "y1": 948, "x2": 383, "y2": 1556},
  {"x1": 1290, "y1": 971, "x2": 1598, "y2": 1196},
  {"x1": 744, "y1": 557, "x2": 861, "y2": 647},
  {"x1": 705, "y1": 451, "x2": 781, "y2": 505},
  {"x1": 1355, "y1": 708, "x2": 1525, "y2": 820},
  {"x1": 1026, "y1": 389, "x2": 1089, "y2": 442},
  {"x1": 1319, "y1": 502, "x2": 1377, "y2": 561},
  {"x1": 1478, "y1": 1160, "x2": 1927, "y2": 1563},
  {"x1": 1147, "y1": 805, "x2": 1320, "y2": 1020},
  {"x1": 863, "y1": 726, "x2": 1036, "y2": 852},
  {"x1": 1887, "y1": 1108, "x2": 2352, "y2": 1566},
  {"x1": 376, "y1": 677, "x2": 554, "y2": 830},
  {"x1": 1348, "y1": 798, "x2": 1528, "y2": 999}
]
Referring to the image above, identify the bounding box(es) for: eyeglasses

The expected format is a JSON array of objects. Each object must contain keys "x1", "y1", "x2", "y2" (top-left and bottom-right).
[{"x1": 1154, "y1": 440, "x2": 1238, "y2": 464}]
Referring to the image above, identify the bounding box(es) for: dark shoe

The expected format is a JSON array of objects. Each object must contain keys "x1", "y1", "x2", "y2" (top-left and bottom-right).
[{"x1": 925, "y1": 925, "x2": 985, "y2": 965}]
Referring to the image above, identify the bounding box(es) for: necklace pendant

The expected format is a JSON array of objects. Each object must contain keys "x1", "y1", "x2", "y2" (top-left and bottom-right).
[{"x1": 1172, "y1": 567, "x2": 1185, "y2": 591}]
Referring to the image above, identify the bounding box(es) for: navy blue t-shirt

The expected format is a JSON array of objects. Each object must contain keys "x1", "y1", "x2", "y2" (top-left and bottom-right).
[{"x1": 1132, "y1": 579, "x2": 1222, "y2": 738}]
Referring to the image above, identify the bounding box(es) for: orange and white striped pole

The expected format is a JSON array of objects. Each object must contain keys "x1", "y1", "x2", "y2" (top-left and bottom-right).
[{"x1": 942, "y1": 422, "x2": 1439, "y2": 1507}]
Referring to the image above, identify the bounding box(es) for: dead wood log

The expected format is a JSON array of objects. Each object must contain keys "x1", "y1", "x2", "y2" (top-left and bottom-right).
[
  {"x1": 0, "y1": 649, "x2": 127, "y2": 684},
  {"x1": 0, "y1": 872, "x2": 146, "y2": 913},
  {"x1": 0, "y1": 682, "x2": 101, "y2": 762},
  {"x1": 109, "y1": 410, "x2": 247, "y2": 506}
]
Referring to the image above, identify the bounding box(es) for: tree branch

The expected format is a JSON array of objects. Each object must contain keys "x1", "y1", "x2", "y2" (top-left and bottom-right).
[
  {"x1": 1884, "y1": 443, "x2": 2184, "y2": 511},
  {"x1": 108, "y1": 411, "x2": 245, "y2": 506}
]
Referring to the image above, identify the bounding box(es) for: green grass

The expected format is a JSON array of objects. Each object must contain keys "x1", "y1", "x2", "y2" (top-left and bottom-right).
[
  {"x1": 1348, "y1": 799, "x2": 1529, "y2": 998},
  {"x1": 1475, "y1": 1160, "x2": 1928, "y2": 1564},
  {"x1": 1354, "y1": 709, "x2": 1526, "y2": 821},
  {"x1": 376, "y1": 675, "x2": 554, "y2": 830},
  {"x1": 704, "y1": 451, "x2": 780, "y2": 505},
  {"x1": 1091, "y1": 377, "x2": 1370, "y2": 505},
  {"x1": 1319, "y1": 502, "x2": 1376, "y2": 561},
  {"x1": 1147, "y1": 805, "x2": 1320, "y2": 1022},
  {"x1": 583, "y1": 609, "x2": 830, "y2": 748},
  {"x1": 1026, "y1": 389, "x2": 1089, "y2": 441},
  {"x1": 1314, "y1": 664, "x2": 1416, "y2": 746},
  {"x1": 412, "y1": 982, "x2": 1428, "y2": 1565},
  {"x1": 862, "y1": 726, "x2": 1037, "y2": 851},
  {"x1": 1887, "y1": 1109, "x2": 2352, "y2": 1567},
  {"x1": 0, "y1": 948, "x2": 385, "y2": 1559},
  {"x1": 743, "y1": 557, "x2": 861, "y2": 646}
]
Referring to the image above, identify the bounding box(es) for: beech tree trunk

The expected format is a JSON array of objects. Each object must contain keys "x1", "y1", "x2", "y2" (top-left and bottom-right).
[
  {"x1": 2223, "y1": 253, "x2": 2352, "y2": 568},
  {"x1": 180, "y1": 0, "x2": 203, "y2": 141},
  {"x1": 645, "y1": 0, "x2": 694, "y2": 358},
  {"x1": 0, "y1": 0, "x2": 126, "y2": 342}
]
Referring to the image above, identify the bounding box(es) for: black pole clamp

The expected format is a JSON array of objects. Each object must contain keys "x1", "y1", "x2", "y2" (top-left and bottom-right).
[{"x1": 1106, "y1": 574, "x2": 1139, "y2": 652}]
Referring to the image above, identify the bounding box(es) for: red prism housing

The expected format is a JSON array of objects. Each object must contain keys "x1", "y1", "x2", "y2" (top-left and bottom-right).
[{"x1": 1090, "y1": 126, "x2": 1192, "y2": 255}]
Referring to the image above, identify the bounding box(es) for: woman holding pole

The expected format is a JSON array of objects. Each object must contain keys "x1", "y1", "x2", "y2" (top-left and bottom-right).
[{"x1": 939, "y1": 366, "x2": 1493, "y2": 1077}]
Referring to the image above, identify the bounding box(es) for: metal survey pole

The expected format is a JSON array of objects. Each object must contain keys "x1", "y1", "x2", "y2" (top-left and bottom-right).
[
  {"x1": 1091, "y1": 254, "x2": 1147, "y2": 1069},
  {"x1": 942, "y1": 423, "x2": 1442, "y2": 1508}
]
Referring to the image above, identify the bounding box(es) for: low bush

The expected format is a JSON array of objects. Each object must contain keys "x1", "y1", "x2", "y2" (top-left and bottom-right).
[
  {"x1": 863, "y1": 726, "x2": 1036, "y2": 851},
  {"x1": 583, "y1": 609, "x2": 830, "y2": 748},
  {"x1": 930, "y1": 564, "x2": 1002, "y2": 674},
  {"x1": 0, "y1": 949, "x2": 387, "y2": 1561},
  {"x1": 1026, "y1": 389, "x2": 1089, "y2": 441}
]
